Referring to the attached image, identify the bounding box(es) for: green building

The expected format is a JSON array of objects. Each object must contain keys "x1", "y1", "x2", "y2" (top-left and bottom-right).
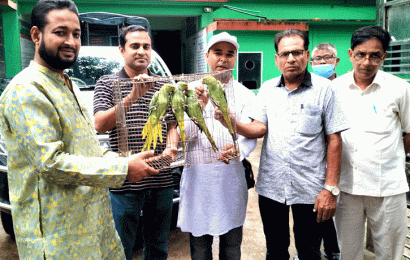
[{"x1": 1, "y1": 0, "x2": 376, "y2": 91}]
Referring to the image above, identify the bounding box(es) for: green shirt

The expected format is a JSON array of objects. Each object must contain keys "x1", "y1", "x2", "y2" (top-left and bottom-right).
[{"x1": 0, "y1": 61, "x2": 128, "y2": 259}]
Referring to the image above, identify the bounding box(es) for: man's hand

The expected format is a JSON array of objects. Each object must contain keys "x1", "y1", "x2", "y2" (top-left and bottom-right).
[
  {"x1": 313, "y1": 189, "x2": 337, "y2": 222},
  {"x1": 195, "y1": 84, "x2": 209, "y2": 109},
  {"x1": 162, "y1": 146, "x2": 178, "y2": 162},
  {"x1": 126, "y1": 151, "x2": 159, "y2": 182},
  {"x1": 141, "y1": 146, "x2": 178, "y2": 170},
  {"x1": 128, "y1": 74, "x2": 154, "y2": 103},
  {"x1": 217, "y1": 143, "x2": 238, "y2": 164},
  {"x1": 214, "y1": 107, "x2": 236, "y2": 131}
]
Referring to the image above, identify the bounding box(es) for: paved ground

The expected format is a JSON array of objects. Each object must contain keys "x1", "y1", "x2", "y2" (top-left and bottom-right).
[
  {"x1": 0, "y1": 221, "x2": 18, "y2": 260},
  {"x1": 133, "y1": 138, "x2": 276, "y2": 259},
  {"x1": 133, "y1": 138, "x2": 375, "y2": 259}
]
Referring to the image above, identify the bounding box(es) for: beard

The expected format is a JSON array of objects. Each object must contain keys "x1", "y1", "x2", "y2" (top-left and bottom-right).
[{"x1": 38, "y1": 37, "x2": 78, "y2": 71}]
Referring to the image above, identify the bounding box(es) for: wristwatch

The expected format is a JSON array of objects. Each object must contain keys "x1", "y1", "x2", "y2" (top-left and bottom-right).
[{"x1": 324, "y1": 184, "x2": 340, "y2": 196}]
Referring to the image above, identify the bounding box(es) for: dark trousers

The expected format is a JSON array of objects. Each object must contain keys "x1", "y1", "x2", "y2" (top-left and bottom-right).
[
  {"x1": 109, "y1": 188, "x2": 174, "y2": 260},
  {"x1": 320, "y1": 217, "x2": 340, "y2": 257},
  {"x1": 259, "y1": 195, "x2": 322, "y2": 260},
  {"x1": 189, "y1": 226, "x2": 243, "y2": 260}
]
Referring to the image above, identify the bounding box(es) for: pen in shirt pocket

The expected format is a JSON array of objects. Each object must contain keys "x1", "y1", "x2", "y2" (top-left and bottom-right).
[
  {"x1": 373, "y1": 105, "x2": 377, "y2": 114},
  {"x1": 301, "y1": 104, "x2": 304, "y2": 110}
]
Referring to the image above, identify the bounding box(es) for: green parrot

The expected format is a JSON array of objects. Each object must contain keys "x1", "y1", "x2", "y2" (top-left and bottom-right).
[
  {"x1": 202, "y1": 75, "x2": 237, "y2": 149},
  {"x1": 170, "y1": 82, "x2": 188, "y2": 154},
  {"x1": 185, "y1": 88, "x2": 218, "y2": 152},
  {"x1": 142, "y1": 83, "x2": 175, "y2": 151}
]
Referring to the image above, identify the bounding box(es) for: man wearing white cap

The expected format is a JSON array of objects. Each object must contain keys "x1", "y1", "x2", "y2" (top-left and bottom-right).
[{"x1": 177, "y1": 32, "x2": 263, "y2": 260}]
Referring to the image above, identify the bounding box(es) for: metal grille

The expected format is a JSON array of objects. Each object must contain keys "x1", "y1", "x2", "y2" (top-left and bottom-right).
[
  {"x1": 405, "y1": 207, "x2": 410, "y2": 259},
  {"x1": 113, "y1": 70, "x2": 240, "y2": 170},
  {"x1": 383, "y1": 37, "x2": 410, "y2": 260},
  {"x1": 405, "y1": 162, "x2": 410, "y2": 259},
  {"x1": 382, "y1": 40, "x2": 410, "y2": 84},
  {"x1": 382, "y1": 40, "x2": 410, "y2": 259}
]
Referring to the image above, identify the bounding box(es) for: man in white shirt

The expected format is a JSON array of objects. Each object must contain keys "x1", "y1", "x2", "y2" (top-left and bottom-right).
[
  {"x1": 333, "y1": 26, "x2": 410, "y2": 260},
  {"x1": 177, "y1": 32, "x2": 260, "y2": 260}
]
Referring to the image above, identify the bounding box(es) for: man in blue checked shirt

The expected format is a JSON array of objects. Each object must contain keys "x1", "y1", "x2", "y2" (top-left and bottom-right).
[{"x1": 243, "y1": 29, "x2": 349, "y2": 260}]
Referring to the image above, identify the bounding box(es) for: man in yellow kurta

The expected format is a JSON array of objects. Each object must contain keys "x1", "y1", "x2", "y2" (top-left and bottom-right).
[{"x1": 0, "y1": 0, "x2": 159, "y2": 259}]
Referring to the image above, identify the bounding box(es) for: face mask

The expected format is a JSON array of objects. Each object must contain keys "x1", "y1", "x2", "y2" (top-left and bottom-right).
[{"x1": 312, "y1": 64, "x2": 335, "y2": 79}]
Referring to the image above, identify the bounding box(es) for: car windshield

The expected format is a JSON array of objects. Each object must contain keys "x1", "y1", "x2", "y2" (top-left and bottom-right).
[
  {"x1": 65, "y1": 46, "x2": 171, "y2": 90},
  {"x1": 64, "y1": 46, "x2": 172, "y2": 123}
]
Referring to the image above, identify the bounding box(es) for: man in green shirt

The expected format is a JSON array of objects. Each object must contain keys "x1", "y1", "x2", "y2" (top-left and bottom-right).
[{"x1": 0, "y1": 0, "x2": 158, "y2": 259}]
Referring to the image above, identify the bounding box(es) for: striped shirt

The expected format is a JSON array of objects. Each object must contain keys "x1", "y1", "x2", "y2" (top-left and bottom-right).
[{"x1": 93, "y1": 68, "x2": 175, "y2": 192}]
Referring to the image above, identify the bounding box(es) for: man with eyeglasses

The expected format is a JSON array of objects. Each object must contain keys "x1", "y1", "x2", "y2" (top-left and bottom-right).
[
  {"x1": 311, "y1": 43, "x2": 340, "y2": 81},
  {"x1": 245, "y1": 29, "x2": 348, "y2": 260},
  {"x1": 332, "y1": 26, "x2": 410, "y2": 260}
]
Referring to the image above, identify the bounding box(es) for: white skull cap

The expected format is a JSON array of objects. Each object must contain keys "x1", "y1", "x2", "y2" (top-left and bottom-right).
[{"x1": 206, "y1": 32, "x2": 239, "y2": 53}]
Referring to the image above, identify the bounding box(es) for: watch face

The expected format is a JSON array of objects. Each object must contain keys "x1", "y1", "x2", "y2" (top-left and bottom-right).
[{"x1": 332, "y1": 187, "x2": 340, "y2": 196}]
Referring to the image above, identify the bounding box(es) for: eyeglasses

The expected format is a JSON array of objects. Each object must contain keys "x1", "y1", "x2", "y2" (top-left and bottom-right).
[
  {"x1": 277, "y1": 50, "x2": 306, "y2": 59},
  {"x1": 312, "y1": 55, "x2": 336, "y2": 63},
  {"x1": 353, "y1": 51, "x2": 384, "y2": 64}
]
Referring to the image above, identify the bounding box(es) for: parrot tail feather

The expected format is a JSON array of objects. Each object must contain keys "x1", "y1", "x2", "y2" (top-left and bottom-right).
[
  {"x1": 152, "y1": 122, "x2": 163, "y2": 150},
  {"x1": 142, "y1": 118, "x2": 151, "y2": 139},
  {"x1": 179, "y1": 120, "x2": 186, "y2": 154},
  {"x1": 142, "y1": 119, "x2": 152, "y2": 151},
  {"x1": 203, "y1": 127, "x2": 218, "y2": 152}
]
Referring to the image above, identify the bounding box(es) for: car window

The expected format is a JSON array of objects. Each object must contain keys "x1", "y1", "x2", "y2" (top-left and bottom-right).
[
  {"x1": 65, "y1": 46, "x2": 172, "y2": 124},
  {"x1": 149, "y1": 54, "x2": 171, "y2": 77},
  {"x1": 0, "y1": 137, "x2": 7, "y2": 167},
  {"x1": 65, "y1": 46, "x2": 171, "y2": 89}
]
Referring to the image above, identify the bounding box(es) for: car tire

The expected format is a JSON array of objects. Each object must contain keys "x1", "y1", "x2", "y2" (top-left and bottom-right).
[{"x1": 0, "y1": 212, "x2": 15, "y2": 239}]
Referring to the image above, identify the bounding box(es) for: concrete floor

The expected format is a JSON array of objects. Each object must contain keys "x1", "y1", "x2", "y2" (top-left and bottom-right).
[
  {"x1": 134, "y1": 138, "x2": 375, "y2": 259},
  {"x1": 133, "y1": 138, "x2": 275, "y2": 259}
]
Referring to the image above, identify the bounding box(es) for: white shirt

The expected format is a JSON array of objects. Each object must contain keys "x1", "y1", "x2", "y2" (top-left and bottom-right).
[
  {"x1": 332, "y1": 70, "x2": 410, "y2": 196},
  {"x1": 177, "y1": 80, "x2": 257, "y2": 236}
]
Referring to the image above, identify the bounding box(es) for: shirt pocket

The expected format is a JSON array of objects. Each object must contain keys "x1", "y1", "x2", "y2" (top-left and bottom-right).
[
  {"x1": 296, "y1": 105, "x2": 323, "y2": 135},
  {"x1": 362, "y1": 107, "x2": 396, "y2": 135}
]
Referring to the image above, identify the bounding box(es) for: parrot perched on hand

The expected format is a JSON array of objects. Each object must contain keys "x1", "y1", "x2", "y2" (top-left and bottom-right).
[
  {"x1": 202, "y1": 75, "x2": 237, "y2": 149},
  {"x1": 170, "y1": 82, "x2": 188, "y2": 154},
  {"x1": 142, "y1": 83, "x2": 175, "y2": 151},
  {"x1": 185, "y1": 88, "x2": 218, "y2": 152}
]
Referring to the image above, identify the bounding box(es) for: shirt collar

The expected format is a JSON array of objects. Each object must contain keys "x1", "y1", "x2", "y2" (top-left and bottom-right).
[
  {"x1": 30, "y1": 60, "x2": 66, "y2": 84},
  {"x1": 118, "y1": 67, "x2": 154, "y2": 78},
  {"x1": 277, "y1": 70, "x2": 313, "y2": 89},
  {"x1": 372, "y1": 70, "x2": 384, "y2": 86},
  {"x1": 349, "y1": 69, "x2": 383, "y2": 91}
]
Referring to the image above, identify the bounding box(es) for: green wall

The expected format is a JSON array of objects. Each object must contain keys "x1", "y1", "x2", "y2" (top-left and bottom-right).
[
  {"x1": 11, "y1": 0, "x2": 376, "y2": 83},
  {"x1": 213, "y1": 21, "x2": 372, "y2": 85},
  {"x1": 17, "y1": 1, "x2": 209, "y2": 17},
  {"x1": 214, "y1": 3, "x2": 375, "y2": 21},
  {"x1": 224, "y1": 30, "x2": 279, "y2": 83},
  {"x1": 308, "y1": 24, "x2": 363, "y2": 77},
  {"x1": 1, "y1": 7, "x2": 21, "y2": 78}
]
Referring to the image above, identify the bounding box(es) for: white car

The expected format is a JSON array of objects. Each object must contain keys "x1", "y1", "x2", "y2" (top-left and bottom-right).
[{"x1": 66, "y1": 46, "x2": 173, "y2": 121}]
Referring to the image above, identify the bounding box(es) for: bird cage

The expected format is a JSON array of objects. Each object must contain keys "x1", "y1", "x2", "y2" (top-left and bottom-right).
[{"x1": 112, "y1": 70, "x2": 240, "y2": 170}]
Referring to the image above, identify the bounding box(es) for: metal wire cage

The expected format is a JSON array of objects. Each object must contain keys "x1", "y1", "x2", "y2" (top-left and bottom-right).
[{"x1": 112, "y1": 70, "x2": 240, "y2": 170}]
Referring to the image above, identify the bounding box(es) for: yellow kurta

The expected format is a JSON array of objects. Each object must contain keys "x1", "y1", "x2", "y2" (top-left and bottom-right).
[{"x1": 0, "y1": 62, "x2": 128, "y2": 259}]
